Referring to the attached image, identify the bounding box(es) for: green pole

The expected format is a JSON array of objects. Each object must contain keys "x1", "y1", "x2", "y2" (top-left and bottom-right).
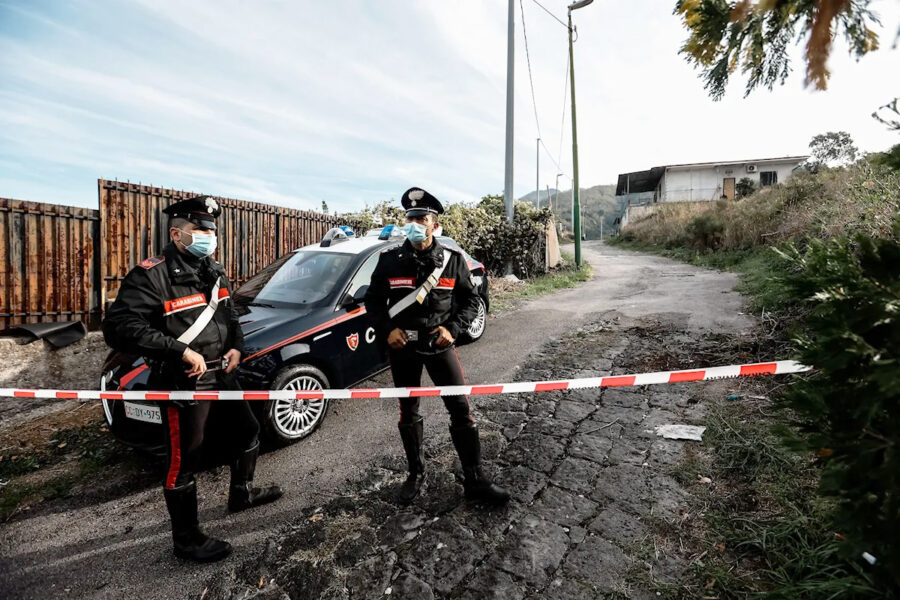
[{"x1": 568, "y1": 9, "x2": 582, "y2": 266}]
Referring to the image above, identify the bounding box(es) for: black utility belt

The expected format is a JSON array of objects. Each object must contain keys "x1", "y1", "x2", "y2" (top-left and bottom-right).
[{"x1": 403, "y1": 328, "x2": 445, "y2": 352}]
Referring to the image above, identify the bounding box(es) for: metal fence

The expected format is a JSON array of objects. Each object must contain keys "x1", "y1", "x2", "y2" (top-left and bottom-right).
[
  {"x1": 1, "y1": 182, "x2": 346, "y2": 329},
  {"x1": 99, "y1": 179, "x2": 345, "y2": 304},
  {"x1": 0, "y1": 198, "x2": 101, "y2": 329}
]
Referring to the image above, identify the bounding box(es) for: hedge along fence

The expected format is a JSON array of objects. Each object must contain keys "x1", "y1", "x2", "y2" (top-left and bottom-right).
[{"x1": 349, "y1": 195, "x2": 552, "y2": 279}]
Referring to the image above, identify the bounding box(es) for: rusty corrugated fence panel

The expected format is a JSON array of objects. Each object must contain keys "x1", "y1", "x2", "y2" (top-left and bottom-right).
[
  {"x1": 0, "y1": 197, "x2": 101, "y2": 329},
  {"x1": 98, "y1": 180, "x2": 343, "y2": 303}
]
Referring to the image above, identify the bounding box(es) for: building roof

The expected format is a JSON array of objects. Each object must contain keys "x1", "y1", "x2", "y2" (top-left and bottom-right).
[
  {"x1": 663, "y1": 155, "x2": 808, "y2": 170},
  {"x1": 615, "y1": 155, "x2": 809, "y2": 196},
  {"x1": 615, "y1": 167, "x2": 666, "y2": 195}
]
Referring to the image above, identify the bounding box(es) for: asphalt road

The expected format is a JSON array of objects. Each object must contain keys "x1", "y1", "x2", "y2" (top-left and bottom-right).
[{"x1": 0, "y1": 241, "x2": 754, "y2": 600}]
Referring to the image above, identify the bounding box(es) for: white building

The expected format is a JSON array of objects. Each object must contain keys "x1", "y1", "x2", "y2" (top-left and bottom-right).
[{"x1": 616, "y1": 155, "x2": 808, "y2": 205}]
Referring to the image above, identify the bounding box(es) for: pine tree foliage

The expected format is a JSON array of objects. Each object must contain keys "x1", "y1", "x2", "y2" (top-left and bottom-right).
[
  {"x1": 777, "y1": 224, "x2": 900, "y2": 589},
  {"x1": 674, "y1": 0, "x2": 881, "y2": 99}
]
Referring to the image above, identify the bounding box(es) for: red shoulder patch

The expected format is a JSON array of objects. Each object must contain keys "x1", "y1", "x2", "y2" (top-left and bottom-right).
[{"x1": 138, "y1": 256, "x2": 165, "y2": 270}]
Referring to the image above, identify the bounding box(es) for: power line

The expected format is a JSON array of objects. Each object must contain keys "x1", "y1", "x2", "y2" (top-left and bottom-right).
[
  {"x1": 557, "y1": 51, "x2": 570, "y2": 179},
  {"x1": 520, "y1": 0, "x2": 568, "y2": 180},
  {"x1": 530, "y1": 0, "x2": 568, "y2": 29},
  {"x1": 519, "y1": 0, "x2": 542, "y2": 143}
]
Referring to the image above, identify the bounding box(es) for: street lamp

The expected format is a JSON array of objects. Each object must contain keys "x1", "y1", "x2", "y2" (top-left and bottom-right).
[{"x1": 568, "y1": 0, "x2": 593, "y2": 265}]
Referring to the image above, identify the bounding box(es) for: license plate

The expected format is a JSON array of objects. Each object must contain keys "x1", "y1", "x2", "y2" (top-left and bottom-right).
[{"x1": 124, "y1": 402, "x2": 162, "y2": 424}]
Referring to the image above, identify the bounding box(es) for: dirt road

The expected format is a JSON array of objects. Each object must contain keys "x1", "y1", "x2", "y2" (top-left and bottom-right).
[{"x1": 0, "y1": 241, "x2": 754, "y2": 599}]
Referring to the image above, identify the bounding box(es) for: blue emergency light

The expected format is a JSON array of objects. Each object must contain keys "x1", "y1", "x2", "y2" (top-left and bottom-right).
[
  {"x1": 378, "y1": 224, "x2": 404, "y2": 240},
  {"x1": 339, "y1": 225, "x2": 355, "y2": 237}
]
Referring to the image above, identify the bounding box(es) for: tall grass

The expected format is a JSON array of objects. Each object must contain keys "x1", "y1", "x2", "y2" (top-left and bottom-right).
[{"x1": 620, "y1": 164, "x2": 899, "y2": 252}]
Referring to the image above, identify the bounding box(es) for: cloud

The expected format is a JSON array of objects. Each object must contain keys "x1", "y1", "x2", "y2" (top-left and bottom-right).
[{"x1": 0, "y1": 0, "x2": 897, "y2": 214}]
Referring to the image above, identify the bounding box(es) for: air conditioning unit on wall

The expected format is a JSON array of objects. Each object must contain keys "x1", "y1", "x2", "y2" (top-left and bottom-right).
[{"x1": 746, "y1": 164, "x2": 758, "y2": 173}]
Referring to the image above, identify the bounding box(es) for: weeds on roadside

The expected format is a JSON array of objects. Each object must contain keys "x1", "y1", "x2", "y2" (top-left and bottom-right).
[
  {"x1": 489, "y1": 252, "x2": 592, "y2": 313},
  {"x1": 664, "y1": 398, "x2": 880, "y2": 599}
]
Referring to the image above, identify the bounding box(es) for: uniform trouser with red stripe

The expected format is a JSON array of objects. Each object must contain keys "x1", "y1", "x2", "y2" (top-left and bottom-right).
[
  {"x1": 389, "y1": 346, "x2": 474, "y2": 428},
  {"x1": 160, "y1": 373, "x2": 260, "y2": 490}
]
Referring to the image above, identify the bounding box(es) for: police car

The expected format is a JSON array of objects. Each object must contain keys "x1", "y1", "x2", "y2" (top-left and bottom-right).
[{"x1": 100, "y1": 225, "x2": 490, "y2": 451}]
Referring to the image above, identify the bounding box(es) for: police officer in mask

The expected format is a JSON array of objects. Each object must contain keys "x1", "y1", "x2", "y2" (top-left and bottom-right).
[
  {"x1": 102, "y1": 196, "x2": 282, "y2": 563},
  {"x1": 365, "y1": 187, "x2": 510, "y2": 506}
]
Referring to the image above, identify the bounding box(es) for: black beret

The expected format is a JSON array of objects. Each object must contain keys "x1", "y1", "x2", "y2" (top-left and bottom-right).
[
  {"x1": 163, "y1": 195, "x2": 221, "y2": 231},
  {"x1": 401, "y1": 187, "x2": 444, "y2": 217}
]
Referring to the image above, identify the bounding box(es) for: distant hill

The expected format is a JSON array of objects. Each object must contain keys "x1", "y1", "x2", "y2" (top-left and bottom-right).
[{"x1": 519, "y1": 184, "x2": 621, "y2": 238}]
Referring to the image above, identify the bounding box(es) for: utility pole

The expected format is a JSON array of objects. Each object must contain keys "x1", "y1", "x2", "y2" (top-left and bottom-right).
[
  {"x1": 568, "y1": 0, "x2": 593, "y2": 266},
  {"x1": 504, "y1": 0, "x2": 515, "y2": 225},
  {"x1": 536, "y1": 138, "x2": 540, "y2": 208},
  {"x1": 554, "y1": 172, "x2": 563, "y2": 229}
]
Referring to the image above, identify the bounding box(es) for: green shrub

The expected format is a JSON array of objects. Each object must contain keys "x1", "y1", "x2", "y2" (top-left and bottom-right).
[
  {"x1": 736, "y1": 177, "x2": 756, "y2": 198},
  {"x1": 688, "y1": 212, "x2": 725, "y2": 250},
  {"x1": 443, "y1": 195, "x2": 551, "y2": 278},
  {"x1": 777, "y1": 224, "x2": 900, "y2": 591},
  {"x1": 346, "y1": 195, "x2": 552, "y2": 278}
]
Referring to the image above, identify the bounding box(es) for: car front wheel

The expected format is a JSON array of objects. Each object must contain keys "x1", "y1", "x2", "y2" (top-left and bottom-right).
[
  {"x1": 263, "y1": 364, "x2": 330, "y2": 446},
  {"x1": 462, "y1": 295, "x2": 487, "y2": 343}
]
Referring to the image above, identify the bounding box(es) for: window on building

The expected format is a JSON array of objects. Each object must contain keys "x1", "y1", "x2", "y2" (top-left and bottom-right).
[{"x1": 760, "y1": 171, "x2": 778, "y2": 187}]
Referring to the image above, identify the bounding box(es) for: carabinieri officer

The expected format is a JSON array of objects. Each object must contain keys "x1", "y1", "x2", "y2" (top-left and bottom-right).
[
  {"x1": 102, "y1": 196, "x2": 282, "y2": 563},
  {"x1": 365, "y1": 187, "x2": 510, "y2": 506}
]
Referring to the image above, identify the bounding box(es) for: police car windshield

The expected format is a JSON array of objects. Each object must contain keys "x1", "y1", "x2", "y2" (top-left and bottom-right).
[{"x1": 233, "y1": 251, "x2": 353, "y2": 307}]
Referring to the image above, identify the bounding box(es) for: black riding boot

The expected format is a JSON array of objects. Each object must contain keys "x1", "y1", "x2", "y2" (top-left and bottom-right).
[
  {"x1": 397, "y1": 417, "x2": 425, "y2": 504},
  {"x1": 228, "y1": 441, "x2": 283, "y2": 513},
  {"x1": 164, "y1": 480, "x2": 232, "y2": 562},
  {"x1": 449, "y1": 423, "x2": 510, "y2": 506}
]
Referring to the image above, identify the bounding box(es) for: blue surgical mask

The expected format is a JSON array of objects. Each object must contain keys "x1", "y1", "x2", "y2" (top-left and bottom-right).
[
  {"x1": 403, "y1": 222, "x2": 428, "y2": 243},
  {"x1": 179, "y1": 229, "x2": 218, "y2": 258}
]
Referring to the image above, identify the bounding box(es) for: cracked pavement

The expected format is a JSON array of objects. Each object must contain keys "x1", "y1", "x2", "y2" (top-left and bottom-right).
[
  {"x1": 199, "y1": 315, "x2": 757, "y2": 599},
  {"x1": 0, "y1": 241, "x2": 756, "y2": 599}
]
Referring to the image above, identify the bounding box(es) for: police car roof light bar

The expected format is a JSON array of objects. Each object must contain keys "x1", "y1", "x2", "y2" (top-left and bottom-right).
[
  {"x1": 378, "y1": 224, "x2": 406, "y2": 240},
  {"x1": 320, "y1": 227, "x2": 349, "y2": 247},
  {"x1": 339, "y1": 225, "x2": 356, "y2": 237}
]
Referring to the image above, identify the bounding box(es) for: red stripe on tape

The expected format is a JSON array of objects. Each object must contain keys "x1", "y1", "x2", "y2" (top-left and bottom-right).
[
  {"x1": 14, "y1": 390, "x2": 36, "y2": 398},
  {"x1": 740, "y1": 363, "x2": 777, "y2": 376},
  {"x1": 244, "y1": 392, "x2": 270, "y2": 400},
  {"x1": 296, "y1": 392, "x2": 324, "y2": 399},
  {"x1": 146, "y1": 393, "x2": 170, "y2": 400},
  {"x1": 408, "y1": 387, "x2": 441, "y2": 397},
  {"x1": 100, "y1": 392, "x2": 123, "y2": 400},
  {"x1": 471, "y1": 385, "x2": 504, "y2": 395},
  {"x1": 602, "y1": 376, "x2": 636, "y2": 387},
  {"x1": 193, "y1": 393, "x2": 219, "y2": 400},
  {"x1": 350, "y1": 390, "x2": 381, "y2": 398},
  {"x1": 55, "y1": 391, "x2": 79, "y2": 398},
  {"x1": 535, "y1": 382, "x2": 569, "y2": 392},
  {"x1": 669, "y1": 370, "x2": 706, "y2": 383}
]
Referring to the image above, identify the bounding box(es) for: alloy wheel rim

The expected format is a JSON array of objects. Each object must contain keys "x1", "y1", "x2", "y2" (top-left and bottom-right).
[
  {"x1": 272, "y1": 375, "x2": 326, "y2": 438},
  {"x1": 467, "y1": 298, "x2": 487, "y2": 338}
]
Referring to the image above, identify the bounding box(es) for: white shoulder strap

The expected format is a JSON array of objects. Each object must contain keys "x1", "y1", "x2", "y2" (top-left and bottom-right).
[
  {"x1": 176, "y1": 277, "x2": 222, "y2": 345},
  {"x1": 388, "y1": 250, "x2": 452, "y2": 319}
]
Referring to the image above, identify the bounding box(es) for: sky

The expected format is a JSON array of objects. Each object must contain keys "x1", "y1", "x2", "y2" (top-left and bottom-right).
[{"x1": 1, "y1": 0, "x2": 898, "y2": 212}]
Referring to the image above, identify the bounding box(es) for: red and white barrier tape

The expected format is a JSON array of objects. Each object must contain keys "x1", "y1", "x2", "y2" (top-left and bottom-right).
[{"x1": 0, "y1": 360, "x2": 810, "y2": 401}]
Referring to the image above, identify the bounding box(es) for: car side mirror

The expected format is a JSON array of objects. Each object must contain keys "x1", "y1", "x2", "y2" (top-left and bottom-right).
[{"x1": 341, "y1": 285, "x2": 369, "y2": 308}]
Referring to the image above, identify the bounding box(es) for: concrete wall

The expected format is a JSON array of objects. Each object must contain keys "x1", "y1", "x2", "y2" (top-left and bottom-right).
[
  {"x1": 621, "y1": 204, "x2": 659, "y2": 228},
  {"x1": 661, "y1": 160, "x2": 803, "y2": 202}
]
